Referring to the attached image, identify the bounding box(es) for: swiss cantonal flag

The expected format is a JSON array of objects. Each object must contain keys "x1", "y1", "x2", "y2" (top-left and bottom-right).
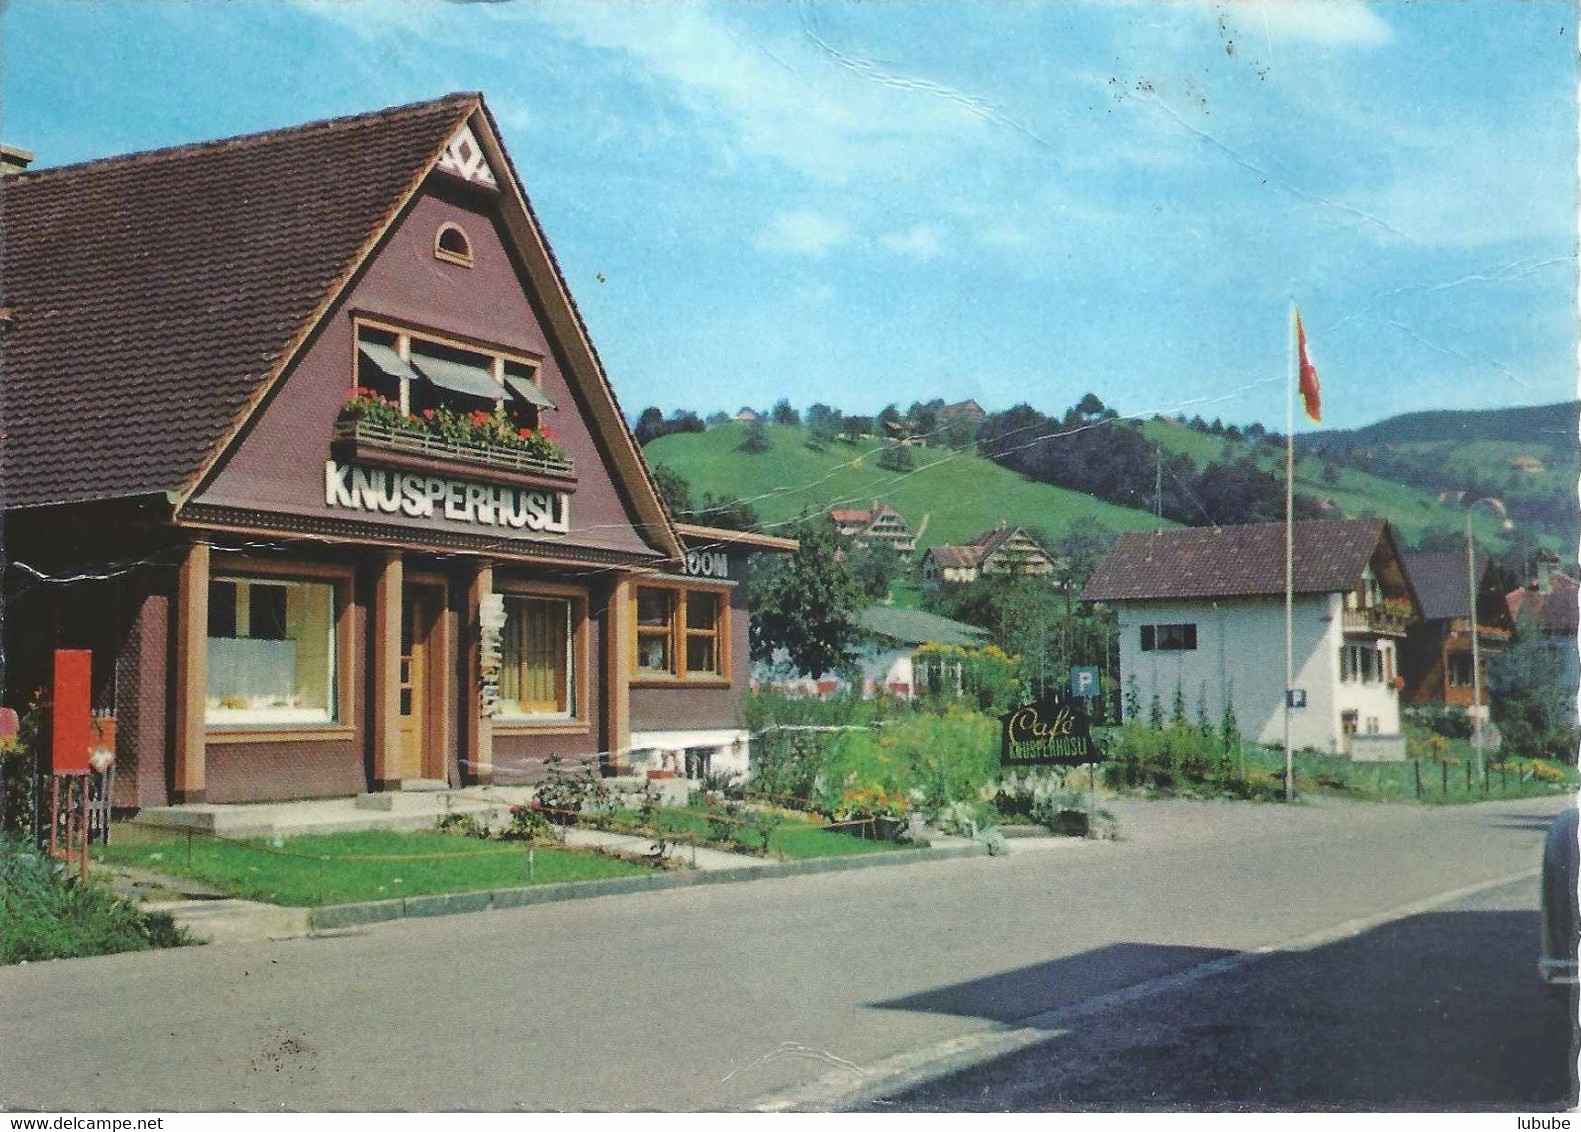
[{"x1": 1295, "y1": 310, "x2": 1321, "y2": 423}]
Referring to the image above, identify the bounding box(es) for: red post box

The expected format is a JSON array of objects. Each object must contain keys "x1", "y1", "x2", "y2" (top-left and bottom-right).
[{"x1": 50, "y1": 649, "x2": 92, "y2": 775}]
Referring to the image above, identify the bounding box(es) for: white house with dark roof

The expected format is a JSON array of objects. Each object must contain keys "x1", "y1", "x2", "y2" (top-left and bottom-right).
[{"x1": 1081, "y1": 520, "x2": 1421, "y2": 758}]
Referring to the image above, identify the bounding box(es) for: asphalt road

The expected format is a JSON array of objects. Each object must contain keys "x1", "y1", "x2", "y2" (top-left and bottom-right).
[
  {"x1": 867, "y1": 875, "x2": 1579, "y2": 1112},
  {"x1": 1, "y1": 794, "x2": 1573, "y2": 1112}
]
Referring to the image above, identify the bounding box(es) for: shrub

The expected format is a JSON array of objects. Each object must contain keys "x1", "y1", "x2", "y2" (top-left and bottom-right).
[
  {"x1": 1404, "y1": 704, "x2": 1473, "y2": 740},
  {"x1": 534, "y1": 756, "x2": 612, "y2": 825},
  {"x1": 2, "y1": 838, "x2": 187, "y2": 964},
  {"x1": 500, "y1": 804, "x2": 558, "y2": 844}
]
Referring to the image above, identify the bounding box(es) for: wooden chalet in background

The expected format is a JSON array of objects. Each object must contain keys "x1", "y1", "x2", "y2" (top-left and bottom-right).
[
  {"x1": 1398, "y1": 549, "x2": 1511, "y2": 712},
  {"x1": 920, "y1": 524, "x2": 1055, "y2": 592},
  {"x1": 828, "y1": 500, "x2": 916, "y2": 556}
]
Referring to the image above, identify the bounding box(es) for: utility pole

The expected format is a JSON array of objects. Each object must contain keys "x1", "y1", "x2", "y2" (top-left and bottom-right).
[{"x1": 1154, "y1": 444, "x2": 1163, "y2": 527}]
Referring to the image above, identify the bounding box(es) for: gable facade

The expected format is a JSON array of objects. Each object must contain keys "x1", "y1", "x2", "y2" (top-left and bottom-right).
[{"x1": 2, "y1": 95, "x2": 789, "y2": 809}]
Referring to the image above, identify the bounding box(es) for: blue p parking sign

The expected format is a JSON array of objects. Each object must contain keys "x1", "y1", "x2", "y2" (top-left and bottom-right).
[{"x1": 1070, "y1": 666, "x2": 1101, "y2": 699}]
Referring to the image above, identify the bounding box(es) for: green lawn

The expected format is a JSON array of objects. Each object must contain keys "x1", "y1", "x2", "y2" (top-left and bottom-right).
[
  {"x1": 646, "y1": 422, "x2": 1170, "y2": 554},
  {"x1": 96, "y1": 826, "x2": 649, "y2": 907},
  {"x1": 620, "y1": 806, "x2": 914, "y2": 860},
  {"x1": 1240, "y1": 744, "x2": 1577, "y2": 805}
]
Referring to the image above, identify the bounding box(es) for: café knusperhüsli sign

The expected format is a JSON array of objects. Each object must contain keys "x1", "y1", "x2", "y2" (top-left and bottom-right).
[
  {"x1": 324, "y1": 460, "x2": 570, "y2": 535},
  {"x1": 1000, "y1": 691, "x2": 1102, "y2": 767}
]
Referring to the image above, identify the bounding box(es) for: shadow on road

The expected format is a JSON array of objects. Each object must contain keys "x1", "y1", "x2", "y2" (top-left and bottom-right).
[
  {"x1": 865, "y1": 906, "x2": 1580, "y2": 1112},
  {"x1": 871, "y1": 943, "x2": 1235, "y2": 1026}
]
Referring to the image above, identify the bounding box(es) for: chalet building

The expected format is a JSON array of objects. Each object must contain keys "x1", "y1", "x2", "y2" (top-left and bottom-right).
[
  {"x1": 1, "y1": 94, "x2": 792, "y2": 808},
  {"x1": 733, "y1": 407, "x2": 763, "y2": 423},
  {"x1": 1398, "y1": 550, "x2": 1511, "y2": 712},
  {"x1": 1082, "y1": 520, "x2": 1421, "y2": 758},
  {"x1": 920, "y1": 524, "x2": 1055, "y2": 592},
  {"x1": 828, "y1": 501, "x2": 916, "y2": 556}
]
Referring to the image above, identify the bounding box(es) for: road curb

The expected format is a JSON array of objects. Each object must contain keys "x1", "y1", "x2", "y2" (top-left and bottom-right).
[{"x1": 299, "y1": 841, "x2": 990, "y2": 934}]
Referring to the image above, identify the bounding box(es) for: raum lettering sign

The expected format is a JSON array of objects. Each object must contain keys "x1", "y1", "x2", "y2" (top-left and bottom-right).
[
  {"x1": 1000, "y1": 692, "x2": 1101, "y2": 767},
  {"x1": 324, "y1": 460, "x2": 570, "y2": 534}
]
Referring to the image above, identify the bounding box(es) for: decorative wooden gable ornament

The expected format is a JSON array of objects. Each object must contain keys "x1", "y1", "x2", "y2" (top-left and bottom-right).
[{"x1": 435, "y1": 124, "x2": 497, "y2": 189}]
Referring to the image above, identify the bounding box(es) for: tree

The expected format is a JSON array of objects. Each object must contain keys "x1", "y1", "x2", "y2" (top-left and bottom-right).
[
  {"x1": 738, "y1": 420, "x2": 769, "y2": 454},
  {"x1": 876, "y1": 442, "x2": 913, "y2": 472},
  {"x1": 1074, "y1": 392, "x2": 1108, "y2": 421},
  {"x1": 705, "y1": 410, "x2": 730, "y2": 427},
  {"x1": 749, "y1": 519, "x2": 865, "y2": 678},
  {"x1": 1488, "y1": 612, "x2": 1580, "y2": 763},
  {"x1": 650, "y1": 462, "x2": 693, "y2": 517},
  {"x1": 695, "y1": 493, "x2": 760, "y2": 532},
  {"x1": 770, "y1": 399, "x2": 800, "y2": 427},
  {"x1": 848, "y1": 539, "x2": 902, "y2": 602},
  {"x1": 806, "y1": 403, "x2": 842, "y2": 442},
  {"x1": 634, "y1": 406, "x2": 666, "y2": 447}
]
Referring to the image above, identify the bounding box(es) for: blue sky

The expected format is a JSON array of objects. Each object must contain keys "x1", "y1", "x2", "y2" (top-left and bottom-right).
[{"x1": 5, "y1": 0, "x2": 1575, "y2": 430}]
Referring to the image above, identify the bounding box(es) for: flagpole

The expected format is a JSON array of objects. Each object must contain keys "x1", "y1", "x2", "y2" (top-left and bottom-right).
[{"x1": 1284, "y1": 302, "x2": 1296, "y2": 803}]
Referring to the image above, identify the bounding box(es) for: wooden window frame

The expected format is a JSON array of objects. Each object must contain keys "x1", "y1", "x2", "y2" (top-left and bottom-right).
[
  {"x1": 204, "y1": 556, "x2": 356, "y2": 742},
  {"x1": 352, "y1": 316, "x2": 549, "y2": 415},
  {"x1": 434, "y1": 222, "x2": 474, "y2": 267},
  {"x1": 630, "y1": 579, "x2": 731, "y2": 687},
  {"x1": 493, "y1": 578, "x2": 590, "y2": 735}
]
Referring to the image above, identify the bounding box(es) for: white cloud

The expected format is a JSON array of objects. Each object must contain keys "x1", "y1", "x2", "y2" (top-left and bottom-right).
[
  {"x1": 757, "y1": 210, "x2": 851, "y2": 257},
  {"x1": 880, "y1": 223, "x2": 946, "y2": 260},
  {"x1": 527, "y1": 2, "x2": 985, "y2": 183},
  {"x1": 1204, "y1": 0, "x2": 1393, "y2": 48}
]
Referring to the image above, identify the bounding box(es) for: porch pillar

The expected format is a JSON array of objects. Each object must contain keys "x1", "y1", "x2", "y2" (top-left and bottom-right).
[
  {"x1": 370, "y1": 549, "x2": 403, "y2": 791},
  {"x1": 464, "y1": 560, "x2": 494, "y2": 785},
  {"x1": 603, "y1": 576, "x2": 631, "y2": 772},
  {"x1": 171, "y1": 541, "x2": 208, "y2": 803}
]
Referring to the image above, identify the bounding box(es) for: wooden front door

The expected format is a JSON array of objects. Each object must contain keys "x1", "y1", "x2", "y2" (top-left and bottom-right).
[{"x1": 398, "y1": 589, "x2": 442, "y2": 781}]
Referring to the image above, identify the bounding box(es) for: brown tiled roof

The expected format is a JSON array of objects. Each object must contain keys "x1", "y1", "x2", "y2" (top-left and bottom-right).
[
  {"x1": 1081, "y1": 520, "x2": 1387, "y2": 602},
  {"x1": 1, "y1": 93, "x2": 477, "y2": 507},
  {"x1": 1401, "y1": 550, "x2": 1490, "y2": 622},
  {"x1": 1508, "y1": 574, "x2": 1580, "y2": 635},
  {"x1": 829, "y1": 508, "x2": 871, "y2": 525},
  {"x1": 925, "y1": 544, "x2": 978, "y2": 569}
]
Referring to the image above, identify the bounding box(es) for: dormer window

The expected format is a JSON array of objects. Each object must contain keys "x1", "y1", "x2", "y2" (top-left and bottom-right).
[{"x1": 434, "y1": 222, "x2": 473, "y2": 267}]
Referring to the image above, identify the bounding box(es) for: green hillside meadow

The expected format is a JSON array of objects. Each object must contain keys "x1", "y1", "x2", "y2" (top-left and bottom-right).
[
  {"x1": 1138, "y1": 418, "x2": 1531, "y2": 552},
  {"x1": 645, "y1": 422, "x2": 1173, "y2": 552}
]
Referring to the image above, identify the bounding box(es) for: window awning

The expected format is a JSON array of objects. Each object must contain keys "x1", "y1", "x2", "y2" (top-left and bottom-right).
[
  {"x1": 357, "y1": 340, "x2": 423, "y2": 384},
  {"x1": 505, "y1": 374, "x2": 556, "y2": 411},
  {"x1": 410, "y1": 352, "x2": 504, "y2": 401}
]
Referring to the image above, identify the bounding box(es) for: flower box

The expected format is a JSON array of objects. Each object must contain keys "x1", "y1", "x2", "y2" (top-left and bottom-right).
[{"x1": 333, "y1": 419, "x2": 577, "y2": 491}]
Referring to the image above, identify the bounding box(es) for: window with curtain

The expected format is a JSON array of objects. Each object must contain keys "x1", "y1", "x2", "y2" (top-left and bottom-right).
[
  {"x1": 206, "y1": 577, "x2": 337, "y2": 726},
  {"x1": 498, "y1": 595, "x2": 575, "y2": 718}
]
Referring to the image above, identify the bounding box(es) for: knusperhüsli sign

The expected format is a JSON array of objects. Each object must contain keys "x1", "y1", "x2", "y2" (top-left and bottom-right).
[
  {"x1": 1000, "y1": 691, "x2": 1101, "y2": 767},
  {"x1": 324, "y1": 460, "x2": 570, "y2": 534}
]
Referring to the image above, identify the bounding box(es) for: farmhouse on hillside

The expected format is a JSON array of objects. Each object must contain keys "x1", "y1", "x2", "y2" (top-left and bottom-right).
[
  {"x1": 828, "y1": 500, "x2": 917, "y2": 556},
  {"x1": 1081, "y1": 520, "x2": 1420, "y2": 758},
  {"x1": 920, "y1": 524, "x2": 1056, "y2": 592},
  {"x1": 1398, "y1": 549, "x2": 1511, "y2": 713},
  {"x1": 1, "y1": 94, "x2": 793, "y2": 808}
]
